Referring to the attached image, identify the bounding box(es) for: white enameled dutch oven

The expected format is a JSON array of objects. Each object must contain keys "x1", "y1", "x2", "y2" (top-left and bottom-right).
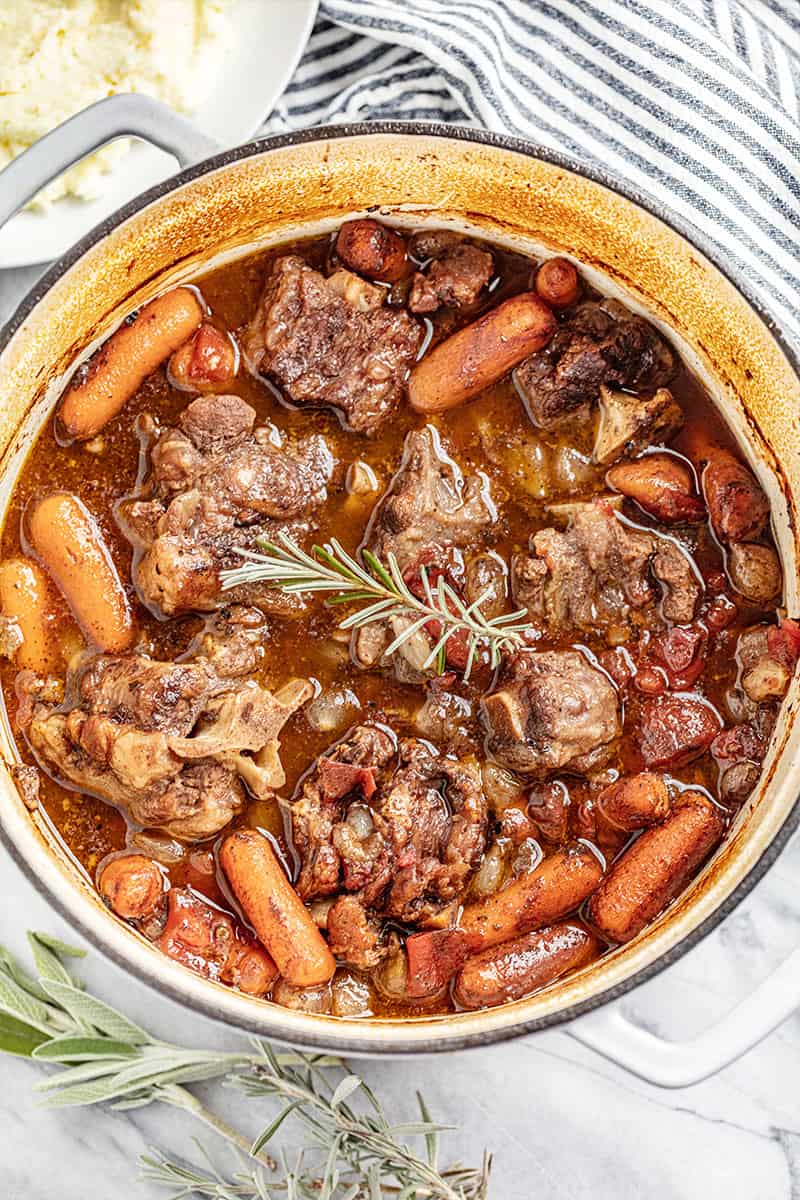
[{"x1": 1, "y1": 96, "x2": 800, "y2": 1083}]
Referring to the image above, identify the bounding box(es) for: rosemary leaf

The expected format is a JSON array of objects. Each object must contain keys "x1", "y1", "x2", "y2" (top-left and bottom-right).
[
  {"x1": 219, "y1": 534, "x2": 533, "y2": 671},
  {"x1": 361, "y1": 549, "x2": 396, "y2": 590}
]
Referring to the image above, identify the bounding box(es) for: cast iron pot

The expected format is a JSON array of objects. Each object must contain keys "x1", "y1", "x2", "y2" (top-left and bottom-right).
[{"x1": 1, "y1": 97, "x2": 799, "y2": 1083}]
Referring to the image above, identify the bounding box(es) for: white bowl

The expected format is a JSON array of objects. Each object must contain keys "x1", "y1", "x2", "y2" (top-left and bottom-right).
[{"x1": 0, "y1": 0, "x2": 318, "y2": 269}]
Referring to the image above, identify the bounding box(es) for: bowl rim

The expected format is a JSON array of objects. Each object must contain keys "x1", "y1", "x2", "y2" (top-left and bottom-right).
[{"x1": 2, "y1": 119, "x2": 799, "y2": 1055}]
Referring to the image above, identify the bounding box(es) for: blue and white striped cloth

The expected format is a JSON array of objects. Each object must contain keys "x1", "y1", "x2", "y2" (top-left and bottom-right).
[{"x1": 264, "y1": 0, "x2": 800, "y2": 351}]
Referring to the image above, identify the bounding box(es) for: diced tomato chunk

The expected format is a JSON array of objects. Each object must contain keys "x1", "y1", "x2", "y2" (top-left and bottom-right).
[
  {"x1": 633, "y1": 665, "x2": 667, "y2": 696},
  {"x1": 704, "y1": 594, "x2": 737, "y2": 633},
  {"x1": 598, "y1": 647, "x2": 633, "y2": 689},
  {"x1": 404, "y1": 550, "x2": 472, "y2": 671},
  {"x1": 188, "y1": 324, "x2": 234, "y2": 382},
  {"x1": 638, "y1": 694, "x2": 722, "y2": 768},
  {"x1": 651, "y1": 626, "x2": 707, "y2": 688},
  {"x1": 767, "y1": 618, "x2": 800, "y2": 670},
  {"x1": 318, "y1": 758, "x2": 378, "y2": 802},
  {"x1": 711, "y1": 723, "x2": 764, "y2": 764}
]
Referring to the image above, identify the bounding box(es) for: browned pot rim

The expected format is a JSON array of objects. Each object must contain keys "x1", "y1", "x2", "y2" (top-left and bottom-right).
[{"x1": 1, "y1": 121, "x2": 799, "y2": 1054}]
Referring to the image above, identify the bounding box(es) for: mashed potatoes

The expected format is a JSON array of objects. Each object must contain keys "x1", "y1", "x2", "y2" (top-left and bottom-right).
[{"x1": 0, "y1": 0, "x2": 233, "y2": 207}]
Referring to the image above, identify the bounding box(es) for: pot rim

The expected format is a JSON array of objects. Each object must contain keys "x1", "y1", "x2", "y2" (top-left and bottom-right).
[{"x1": 1, "y1": 120, "x2": 799, "y2": 1054}]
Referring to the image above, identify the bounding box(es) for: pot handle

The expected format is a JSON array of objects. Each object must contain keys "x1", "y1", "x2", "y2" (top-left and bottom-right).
[
  {"x1": 565, "y1": 945, "x2": 800, "y2": 1087},
  {"x1": 0, "y1": 94, "x2": 221, "y2": 229}
]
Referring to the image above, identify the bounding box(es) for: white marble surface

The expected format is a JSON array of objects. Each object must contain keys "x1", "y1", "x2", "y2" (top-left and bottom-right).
[{"x1": 2, "y1": 267, "x2": 800, "y2": 1199}]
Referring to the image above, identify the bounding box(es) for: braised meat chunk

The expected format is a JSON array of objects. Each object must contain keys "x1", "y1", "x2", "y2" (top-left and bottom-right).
[
  {"x1": 481, "y1": 650, "x2": 621, "y2": 774},
  {"x1": 512, "y1": 497, "x2": 702, "y2": 636},
  {"x1": 243, "y1": 255, "x2": 422, "y2": 434},
  {"x1": 514, "y1": 299, "x2": 675, "y2": 429},
  {"x1": 379, "y1": 740, "x2": 488, "y2": 921},
  {"x1": 22, "y1": 607, "x2": 311, "y2": 839},
  {"x1": 355, "y1": 426, "x2": 496, "y2": 676},
  {"x1": 118, "y1": 394, "x2": 332, "y2": 617},
  {"x1": 408, "y1": 232, "x2": 493, "y2": 314},
  {"x1": 292, "y1": 724, "x2": 488, "y2": 942},
  {"x1": 293, "y1": 723, "x2": 397, "y2": 901},
  {"x1": 367, "y1": 425, "x2": 493, "y2": 570}
]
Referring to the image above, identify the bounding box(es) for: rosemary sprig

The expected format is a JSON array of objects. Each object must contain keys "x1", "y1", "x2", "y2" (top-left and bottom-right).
[
  {"x1": 0, "y1": 933, "x2": 491, "y2": 1200},
  {"x1": 221, "y1": 532, "x2": 533, "y2": 679}
]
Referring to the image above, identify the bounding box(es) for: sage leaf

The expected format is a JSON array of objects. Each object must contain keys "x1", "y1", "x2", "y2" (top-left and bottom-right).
[
  {"x1": 31, "y1": 933, "x2": 86, "y2": 958},
  {"x1": 0, "y1": 971, "x2": 54, "y2": 1034},
  {"x1": 40, "y1": 979, "x2": 150, "y2": 1044},
  {"x1": 0, "y1": 1011, "x2": 48, "y2": 1057},
  {"x1": 0, "y1": 944, "x2": 51, "y2": 1004},
  {"x1": 27, "y1": 932, "x2": 78, "y2": 987},
  {"x1": 32, "y1": 1035, "x2": 137, "y2": 1062}
]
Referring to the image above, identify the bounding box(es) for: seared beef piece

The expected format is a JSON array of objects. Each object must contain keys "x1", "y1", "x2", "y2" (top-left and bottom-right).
[
  {"x1": 367, "y1": 426, "x2": 493, "y2": 571},
  {"x1": 651, "y1": 541, "x2": 702, "y2": 625},
  {"x1": 355, "y1": 426, "x2": 495, "y2": 676},
  {"x1": 23, "y1": 607, "x2": 311, "y2": 840},
  {"x1": 481, "y1": 649, "x2": 622, "y2": 774},
  {"x1": 512, "y1": 498, "x2": 702, "y2": 635},
  {"x1": 326, "y1": 894, "x2": 386, "y2": 970},
  {"x1": 118, "y1": 394, "x2": 332, "y2": 618},
  {"x1": 379, "y1": 741, "x2": 487, "y2": 922},
  {"x1": 293, "y1": 725, "x2": 397, "y2": 901},
  {"x1": 408, "y1": 233, "x2": 493, "y2": 313},
  {"x1": 592, "y1": 384, "x2": 683, "y2": 465},
  {"x1": 292, "y1": 725, "x2": 488, "y2": 927},
  {"x1": 514, "y1": 299, "x2": 676, "y2": 429},
  {"x1": 243, "y1": 255, "x2": 422, "y2": 434}
]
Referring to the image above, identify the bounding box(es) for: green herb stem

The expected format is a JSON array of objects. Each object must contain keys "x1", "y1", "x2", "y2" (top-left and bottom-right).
[{"x1": 220, "y1": 532, "x2": 533, "y2": 680}]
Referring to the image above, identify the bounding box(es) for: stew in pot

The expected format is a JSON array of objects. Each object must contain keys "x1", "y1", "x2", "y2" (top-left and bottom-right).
[{"x1": 1, "y1": 220, "x2": 795, "y2": 1017}]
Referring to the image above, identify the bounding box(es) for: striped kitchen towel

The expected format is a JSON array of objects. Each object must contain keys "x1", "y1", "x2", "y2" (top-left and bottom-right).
[{"x1": 265, "y1": 0, "x2": 800, "y2": 351}]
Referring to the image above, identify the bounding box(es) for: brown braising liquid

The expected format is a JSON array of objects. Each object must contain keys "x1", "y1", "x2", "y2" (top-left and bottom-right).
[{"x1": 0, "y1": 232, "x2": 777, "y2": 1016}]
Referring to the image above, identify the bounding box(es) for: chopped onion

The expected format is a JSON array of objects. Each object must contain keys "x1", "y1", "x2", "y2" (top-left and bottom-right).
[
  {"x1": 470, "y1": 842, "x2": 507, "y2": 897},
  {"x1": 272, "y1": 979, "x2": 332, "y2": 1013},
  {"x1": 481, "y1": 762, "x2": 526, "y2": 813},
  {"x1": 415, "y1": 691, "x2": 472, "y2": 743},
  {"x1": 346, "y1": 804, "x2": 375, "y2": 839},
  {"x1": 373, "y1": 948, "x2": 408, "y2": 1000},
  {"x1": 551, "y1": 444, "x2": 599, "y2": 491},
  {"x1": 130, "y1": 831, "x2": 187, "y2": 865},
  {"x1": 306, "y1": 687, "x2": 361, "y2": 733},
  {"x1": 512, "y1": 837, "x2": 544, "y2": 877},
  {"x1": 346, "y1": 460, "x2": 379, "y2": 495},
  {"x1": 309, "y1": 898, "x2": 334, "y2": 928},
  {"x1": 332, "y1": 973, "x2": 373, "y2": 1017}
]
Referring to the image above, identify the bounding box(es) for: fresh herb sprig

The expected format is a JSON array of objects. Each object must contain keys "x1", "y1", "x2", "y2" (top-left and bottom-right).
[
  {"x1": 0, "y1": 933, "x2": 491, "y2": 1200},
  {"x1": 221, "y1": 532, "x2": 532, "y2": 680}
]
